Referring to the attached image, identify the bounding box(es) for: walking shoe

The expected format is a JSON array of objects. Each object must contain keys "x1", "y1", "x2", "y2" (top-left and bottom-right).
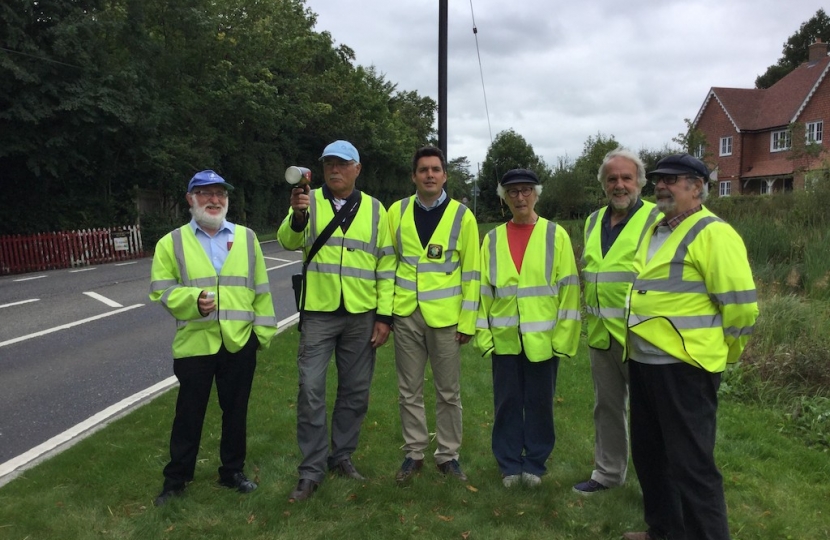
[
  {"x1": 521, "y1": 472, "x2": 542, "y2": 487},
  {"x1": 622, "y1": 533, "x2": 652, "y2": 540},
  {"x1": 153, "y1": 486, "x2": 185, "y2": 507},
  {"x1": 502, "y1": 474, "x2": 521, "y2": 488},
  {"x1": 572, "y1": 478, "x2": 609, "y2": 495},
  {"x1": 437, "y1": 459, "x2": 468, "y2": 481},
  {"x1": 395, "y1": 457, "x2": 424, "y2": 484},
  {"x1": 288, "y1": 478, "x2": 319, "y2": 502},
  {"x1": 218, "y1": 472, "x2": 257, "y2": 493},
  {"x1": 330, "y1": 458, "x2": 366, "y2": 480}
]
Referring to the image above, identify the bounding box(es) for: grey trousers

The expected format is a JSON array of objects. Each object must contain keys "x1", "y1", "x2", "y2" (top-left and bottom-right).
[
  {"x1": 589, "y1": 338, "x2": 630, "y2": 487},
  {"x1": 296, "y1": 311, "x2": 376, "y2": 482},
  {"x1": 393, "y1": 308, "x2": 463, "y2": 464}
]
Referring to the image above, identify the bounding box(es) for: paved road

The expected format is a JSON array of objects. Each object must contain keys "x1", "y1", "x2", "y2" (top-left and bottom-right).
[{"x1": 0, "y1": 240, "x2": 302, "y2": 469}]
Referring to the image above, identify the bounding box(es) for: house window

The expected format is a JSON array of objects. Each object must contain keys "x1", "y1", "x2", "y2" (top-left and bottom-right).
[
  {"x1": 719, "y1": 181, "x2": 731, "y2": 197},
  {"x1": 806, "y1": 121, "x2": 823, "y2": 143},
  {"x1": 719, "y1": 137, "x2": 732, "y2": 156},
  {"x1": 693, "y1": 144, "x2": 704, "y2": 159},
  {"x1": 771, "y1": 129, "x2": 792, "y2": 152}
]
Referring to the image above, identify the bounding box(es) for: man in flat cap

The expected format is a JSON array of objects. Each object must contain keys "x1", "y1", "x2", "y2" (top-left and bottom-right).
[
  {"x1": 278, "y1": 140, "x2": 396, "y2": 502},
  {"x1": 622, "y1": 154, "x2": 758, "y2": 540},
  {"x1": 150, "y1": 170, "x2": 277, "y2": 506}
]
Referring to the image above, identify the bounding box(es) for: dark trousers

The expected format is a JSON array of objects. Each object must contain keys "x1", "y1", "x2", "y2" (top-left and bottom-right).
[
  {"x1": 491, "y1": 352, "x2": 559, "y2": 476},
  {"x1": 162, "y1": 335, "x2": 258, "y2": 490},
  {"x1": 629, "y1": 360, "x2": 730, "y2": 540}
]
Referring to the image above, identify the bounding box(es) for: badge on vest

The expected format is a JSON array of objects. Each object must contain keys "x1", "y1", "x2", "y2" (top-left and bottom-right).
[{"x1": 427, "y1": 244, "x2": 443, "y2": 259}]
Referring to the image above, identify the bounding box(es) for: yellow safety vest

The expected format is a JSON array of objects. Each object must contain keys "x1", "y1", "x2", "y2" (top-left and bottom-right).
[
  {"x1": 475, "y1": 219, "x2": 581, "y2": 362},
  {"x1": 582, "y1": 202, "x2": 660, "y2": 350},
  {"x1": 149, "y1": 225, "x2": 278, "y2": 359},
  {"x1": 277, "y1": 188, "x2": 395, "y2": 315},
  {"x1": 387, "y1": 196, "x2": 480, "y2": 334},
  {"x1": 626, "y1": 208, "x2": 758, "y2": 372}
]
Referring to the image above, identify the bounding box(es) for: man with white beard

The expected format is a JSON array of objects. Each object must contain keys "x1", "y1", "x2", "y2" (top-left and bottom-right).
[
  {"x1": 149, "y1": 170, "x2": 277, "y2": 507},
  {"x1": 574, "y1": 148, "x2": 660, "y2": 496}
]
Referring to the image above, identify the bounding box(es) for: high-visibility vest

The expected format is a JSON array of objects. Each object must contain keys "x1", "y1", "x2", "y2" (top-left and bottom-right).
[
  {"x1": 149, "y1": 225, "x2": 278, "y2": 359},
  {"x1": 387, "y1": 196, "x2": 480, "y2": 334},
  {"x1": 626, "y1": 208, "x2": 758, "y2": 373},
  {"x1": 277, "y1": 188, "x2": 395, "y2": 315},
  {"x1": 582, "y1": 202, "x2": 660, "y2": 350},
  {"x1": 475, "y1": 219, "x2": 582, "y2": 362}
]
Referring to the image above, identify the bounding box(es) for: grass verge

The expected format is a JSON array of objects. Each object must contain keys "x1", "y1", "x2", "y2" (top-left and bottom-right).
[{"x1": 0, "y1": 327, "x2": 828, "y2": 539}]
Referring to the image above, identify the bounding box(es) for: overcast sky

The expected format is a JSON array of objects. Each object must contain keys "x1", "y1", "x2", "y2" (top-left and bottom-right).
[{"x1": 305, "y1": 0, "x2": 824, "y2": 170}]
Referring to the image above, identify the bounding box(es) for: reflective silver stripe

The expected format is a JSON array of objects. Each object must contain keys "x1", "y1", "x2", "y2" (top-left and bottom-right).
[
  {"x1": 308, "y1": 261, "x2": 341, "y2": 275},
  {"x1": 480, "y1": 284, "x2": 494, "y2": 298},
  {"x1": 558, "y1": 309, "x2": 582, "y2": 321},
  {"x1": 462, "y1": 299, "x2": 478, "y2": 311},
  {"x1": 418, "y1": 260, "x2": 459, "y2": 273},
  {"x1": 594, "y1": 271, "x2": 637, "y2": 282},
  {"x1": 668, "y1": 216, "x2": 722, "y2": 280},
  {"x1": 725, "y1": 325, "x2": 754, "y2": 338},
  {"x1": 377, "y1": 246, "x2": 396, "y2": 257},
  {"x1": 590, "y1": 306, "x2": 626, "y2": 319},
  {"x1": 396, "y1": 198, "x2": 411, "y2": 255},
  {"x1": 340, "y1": 266, "x2": 377, "y2": 280},
  {"x1": 447, "y1": 204, "x2": 466, "y2": 252},
  {"x1": 558, "y1": 275, "x2": 579, "y2": 288},
  {"x1": 517, "y1": 285, "x2": 554, "y2": 298},
  {"x1": 582, "y1": 270, "x2": 597, "y2": 281},
  {"x1": 489, "y1": 315, "x2": 519, "y2": 327},
  {"x1": 629, "y1": 313, "x2": 722, "y2": 329},
  {"x1": 711, "y1": 289, "x2": 757, "y2": 305},
  {"x1": 150, "y1": 279, "x2": 178, "y2": 292},
  {"x1": 476, "y1": 317, "x2": 490, "y2": 329},
  {"x1": 219, "y1": 276, "x2": 248, "y2": 287},
  {"x1": 190, "y1": 277, "x2": 216, "y2": 288},
  {"x1": 420, "y1": 286, "x2": 462, "y2": 301},
  {"x1": 255, "y1": 315, "x2": 278, "y2": 326},
  {"x1": 396, "y1": 276, "x2": 418, "y2": 291},
  {"x1": 255, "y1": 283, "x2": 270, "y2": 294},
  {"x1": 403, "y1": 255, "x2": 420, "y2": 265},
  {"x1": 585, "y1": 305, "x2": 600, "y2": 317},
  {"x1": 583, "y1": 210, "x2": 601, "y2": 266},
  {"x1": 487, "y1": 229, "x2": 498, "y2": 284},
  {"x1": 377, "y1": 270, "x2": 396, "y2": 280},
  {"x1": 495, "y1": 285, "x2": 518, "y2": 298},
  {"x1": 521, "y1": 320, "x2": 554, "y2": 332},
  {"x1": 160, "y1": 286, "x2": 179, "y2": 306},
  {"x1": 176, "y1": 311, "x2": 217, "y2": 328},
  {"x1": 544, "y1": 222, "x2": 556, "y2": 278},
  {"x1": 219, "y1": 309, "x2": 256, "y2": 322},
  {"x1": 462, "y1": 270, "x2": 480, "y2": 281},
  {"x1": 340, "y1": 237, "x2": 373, "y2": 252},
  {"x1": 634, "y1": 277, "x2": 709, "y2": 294},
  {"x1": 370, "y1": 197, "x2": 380, "y2": 257},
  {"x1": 171, "y1": 228, "x2": 190, "y2": 286},
  {"x1": 308, "y1": 194, "x2": 319, "y2": 245},
  {"x1": 246, "y1": 228, "x2": 256, "y2": 290}
]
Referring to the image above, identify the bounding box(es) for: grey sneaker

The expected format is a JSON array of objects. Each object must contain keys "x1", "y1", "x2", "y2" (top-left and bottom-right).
[
  {"x1": 572, "y1": 478, "x2": 609, "y2": 495},
  {"x1": 437, "y1": 459, "x2": 468, "y2": 481},
  {"x1": 521, "y1": 472, "x2": 542, "y2": 487},
  {"x1": 502, "y1": 474, "x2": 521, "y2": 488}
]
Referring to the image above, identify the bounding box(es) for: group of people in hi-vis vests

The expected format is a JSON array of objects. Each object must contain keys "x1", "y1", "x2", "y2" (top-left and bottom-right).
[{"x1": 150, "y1": 140, "x2": 758, "y2": 540}]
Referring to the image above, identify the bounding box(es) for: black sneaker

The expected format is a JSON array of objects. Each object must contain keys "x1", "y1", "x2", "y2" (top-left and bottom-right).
[
  {"x1": 437, "y1": 459, "x2": 467, "y2": 481},
  {"x1": 153, "y1": 486, "x2": 185, "y2": 507},
  {"x1": 395, "y1": 457, "x2": 424, "y2": 483},
  {"x1": 572, "y1": 478, "x2": 609, "y2": 496}
]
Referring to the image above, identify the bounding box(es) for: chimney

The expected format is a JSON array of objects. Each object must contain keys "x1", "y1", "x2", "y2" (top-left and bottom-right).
[{"x1": 809, "y1": 38, "x2": 829, "y2": 62}]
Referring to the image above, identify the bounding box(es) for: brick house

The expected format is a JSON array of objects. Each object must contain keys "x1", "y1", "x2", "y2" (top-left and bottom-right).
[{"x1": 692, "y1": 40, "x2": 830, "y2": 196}]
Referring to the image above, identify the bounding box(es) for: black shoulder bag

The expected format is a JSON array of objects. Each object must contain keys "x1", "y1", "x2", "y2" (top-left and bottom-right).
[{"x1": 292, "y1": 192, "x2": 362, "y2": 331}]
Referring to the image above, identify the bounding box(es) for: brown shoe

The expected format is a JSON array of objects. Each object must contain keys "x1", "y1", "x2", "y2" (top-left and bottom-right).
[
  {"x1": 395, "y1": 457, "x2": 424, "y2": 483},
  {"x1": 437, "y1": 459, "x2": 468, "y2": 481},
  {"x1": 330, "y1": 458, "x2": 366, "y2": 480},
  {"x1": 288, "y1": 478, "x2": 319, "y2": 502},
  {"x1": 622, "y1": 533, "x2": 651, "y2": 540}
]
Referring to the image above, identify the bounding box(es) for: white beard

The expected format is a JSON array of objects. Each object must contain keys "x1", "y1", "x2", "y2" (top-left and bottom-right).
[{"x1": 191, "y1": 199, "x2": 228, "y2": 230}]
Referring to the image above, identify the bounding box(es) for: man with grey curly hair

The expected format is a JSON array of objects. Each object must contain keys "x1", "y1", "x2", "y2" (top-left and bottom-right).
[{"x1": 574, "y1": 148, "x2": 660, "y2": 496}]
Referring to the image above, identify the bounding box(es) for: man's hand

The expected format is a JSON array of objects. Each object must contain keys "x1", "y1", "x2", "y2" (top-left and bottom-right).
[
  {"x1": 290, "y1": 186, "x2": 310, "y2": 224},
  {"x1": 198, "y1": 290, "x2": 216, "y2": 316},
  {"x1": 371, "y1": 321, "x2": 391, "y2": 348},
  {"x1": 456, "y1": 332, "x2": 472, "y2": 345}
]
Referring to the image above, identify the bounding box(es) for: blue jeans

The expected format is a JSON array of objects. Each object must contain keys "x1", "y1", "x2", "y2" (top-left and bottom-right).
[{"x1": 491, "y1": 352, "x2": 559, "y2": 476}]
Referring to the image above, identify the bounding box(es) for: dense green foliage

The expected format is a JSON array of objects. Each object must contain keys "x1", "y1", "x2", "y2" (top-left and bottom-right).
[
  {"x1": 0, "y1": 0, "x2": 436, "y2": 234},
  {"x1": 755, "y1": 8, "x2": 830, "y2": 89}
]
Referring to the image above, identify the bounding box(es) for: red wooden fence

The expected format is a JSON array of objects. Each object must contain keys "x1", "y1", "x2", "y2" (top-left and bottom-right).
[{"x1": 0, "y1": 225, "x2": 143, "y2": 275}]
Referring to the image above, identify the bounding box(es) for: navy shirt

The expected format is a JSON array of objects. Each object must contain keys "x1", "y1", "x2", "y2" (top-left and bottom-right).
[{"x1": 600, "y1": 198, "x2": 644, "y2": 257}]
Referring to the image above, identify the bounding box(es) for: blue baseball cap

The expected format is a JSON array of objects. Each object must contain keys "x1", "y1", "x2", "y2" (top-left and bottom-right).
[
  {"x1": 320, "y1": 140, "x2": 360, "y2": 163},
  {"x1": 187, "y1": 170, "x2": 234, "y2": 192}
]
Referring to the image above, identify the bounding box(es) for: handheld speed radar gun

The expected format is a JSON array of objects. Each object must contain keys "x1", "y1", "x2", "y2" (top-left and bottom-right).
[{"x1": 285, "y1": 166, "x2": 311, "y2": 192}]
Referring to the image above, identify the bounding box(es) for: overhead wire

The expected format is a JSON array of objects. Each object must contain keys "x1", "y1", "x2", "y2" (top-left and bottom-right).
[{"x1": 468, "y1": 0, "x2": 493, "y2": 149}]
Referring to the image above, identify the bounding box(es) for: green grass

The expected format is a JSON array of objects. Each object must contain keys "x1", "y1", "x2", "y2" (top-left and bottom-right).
[{"x1": 1, "y1": 327, "x2": 828, "y2": 540}]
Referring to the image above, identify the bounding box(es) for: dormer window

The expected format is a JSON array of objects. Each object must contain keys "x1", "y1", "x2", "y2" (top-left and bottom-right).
[{"x1": 771, "y1": 130, "x2": 791, "y2": 152}]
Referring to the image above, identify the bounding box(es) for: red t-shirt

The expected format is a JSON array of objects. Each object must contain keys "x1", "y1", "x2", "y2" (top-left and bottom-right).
[{"x1": 506, "y1": 221, "x2": 535, "y2": 273}]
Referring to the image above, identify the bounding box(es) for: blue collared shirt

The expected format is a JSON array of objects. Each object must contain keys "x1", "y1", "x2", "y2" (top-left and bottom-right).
[
  {"x1": 415, "y1": 189, "x2": 447, "y2": 211},
  {"x1": 189, "y1": 219, "x2": 235, "y2": 274}
]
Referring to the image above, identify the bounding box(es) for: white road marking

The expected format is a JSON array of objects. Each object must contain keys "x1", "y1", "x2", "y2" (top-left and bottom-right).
[
  {"x1": 0, "y1": 299, "x2": 39, "y2": 309},
  {"x1": 13, "y1": 275, "x2": 46, "y2": 282},
  {"x1": 69, "y1": 268, "x2": 96, "y2": 273},
  {"x1": 83, "y1": 291, "x2": 123, "y2": 308},
  {"x1": 114, "y1": 261, "x2": 138, "y2": 266},
  {"x1": 0, "y1": 304, "x2": 143, "y2": 348},
  {"x1": 267, "y1": 260, "x2": 302, "y2": 271},
  {"x1": 0, "y1": 313, "x2": 299, "y2": 487}
]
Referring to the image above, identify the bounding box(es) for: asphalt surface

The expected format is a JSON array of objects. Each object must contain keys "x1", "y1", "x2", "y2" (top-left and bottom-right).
[{"x1": 0, "y1": 240, "x2": 302, "y2": 472}]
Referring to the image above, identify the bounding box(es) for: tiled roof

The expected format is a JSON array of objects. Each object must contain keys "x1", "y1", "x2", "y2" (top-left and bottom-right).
[
  {"x1": 696, "y1": 56, "x2": 830, "y2": 131},
  {"x1": 740, "y1": 160, "x2": 794, "y2": 178}
]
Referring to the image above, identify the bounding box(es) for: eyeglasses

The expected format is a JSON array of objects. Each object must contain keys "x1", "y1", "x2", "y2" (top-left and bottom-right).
[
  {"x1": 650, "y1": 174, "x2": 698, "y2": 185},
  {"x1": 192, "y1": 190, "x2": 228, "y2": 199},
  {"x1": 506, "y1": 186, "x2": 534, "y2": 198},
  {"x1": 323, "y1": 158, "x2": 355, "y2": 169}
]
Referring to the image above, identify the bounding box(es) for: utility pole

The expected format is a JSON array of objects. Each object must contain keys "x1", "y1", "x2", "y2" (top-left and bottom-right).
[{"x1": 438, "y1": 0, "x2": 448, "y2": 158}]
